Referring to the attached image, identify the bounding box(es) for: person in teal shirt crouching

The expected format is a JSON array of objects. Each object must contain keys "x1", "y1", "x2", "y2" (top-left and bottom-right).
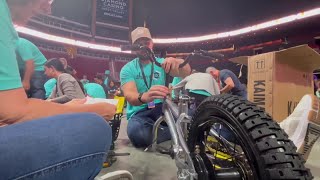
[
  {"x1": 16, "y1": 37, "x2": 47, "y2": 99},
  {"x1": 44, "y1": 78, "x2": 57, "y2": 99},
  {"x1": 84, "y1": 82, "x2": 107, "y2": 99},
  {"x1": 120, "y1": 27, "x2": 191, "y2": 148}
]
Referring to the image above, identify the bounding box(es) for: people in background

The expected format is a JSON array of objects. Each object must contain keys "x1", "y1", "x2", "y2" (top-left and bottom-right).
[
  {"x1": 15, "y1": 37, "x2": 47, "y2": 99},
  {"x1": 65, "y1": 65, "x2": 77, "y2": 76},
  {"x1": 120, "y1": 27, "x2": 191, "y2": 148},
  {"x1": 84, "y1": 82, "x2": 107, "y2": 99},
  {"x1": 80, "y1": 75, "x2": 89, "y2": 85},
  {"x1": 65, "y1": 64, "x2": 86, "y2": 93},
  {"x1": 1, "y1": 0, "x2": 115, "y2": 179},
  {"x1": 104, "y1": 70, "x2": 111, "y2": 87},
  {"x1": 94, "y1": 74, "x2": 109, "y2": 97},
  {"x1": 313, "y1": 75, "x2": 320, "y2": 98},
  {"x1": 43, "y1": 58, "x2": 77, "y2": 99},
  {"x1": 171, "y1": 70, "x2": 220, "y2": 115},
  {"x1": 316, "y1": 82, "x2": 320, "y2": 99},
  {"x1": 44, "y1": 78, "x2": 57, "y2": 99},
  {"x1": 45, "y1": 58, "x2": 85, "y2": 103},
  {"x1": 59, "y1": 57, "x2": 68, "y2": 69},
  {"x1": 172, "y1": 70, "x2": 219, "y2": 101},
  {"x1": 206, "y1": 67, "x2": 247, "y2": 99},
  {"x1": 107, "y1": 79, "x2": 120, "y2": 99}
]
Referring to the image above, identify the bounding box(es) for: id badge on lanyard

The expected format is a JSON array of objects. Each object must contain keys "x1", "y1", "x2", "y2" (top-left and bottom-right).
[
  {"x1": 139, "y1": 61, "x2": 156, "y2": 109},
  {"x1": 148, "y1": 101, "x2": 156, "y2": 109}
]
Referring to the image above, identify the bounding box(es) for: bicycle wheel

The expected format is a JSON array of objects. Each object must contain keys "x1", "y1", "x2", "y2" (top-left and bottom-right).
[{"x1": 187, "y1": 94, "x2": 313, "y2": 180}]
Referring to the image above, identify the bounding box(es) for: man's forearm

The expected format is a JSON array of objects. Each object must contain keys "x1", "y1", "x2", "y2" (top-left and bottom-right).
[
  {"x1": 17, "y1": 99, "x2": 115, "y2": 124},
  {"x1": 0, "y1": 89, "x2": 115, "y2": 125},
  {"x1": 23, "y1": 60, "x2": 34, "y2": 83},
  {"x1": 125, "y1": 92, "x2": 144, "y2": 106},
  {"x1": 220, "y1": 85, "x2": 233, "y2": 93},
  {"x1": 179, "y1": 61, "x2": 191, "y2": 78}
]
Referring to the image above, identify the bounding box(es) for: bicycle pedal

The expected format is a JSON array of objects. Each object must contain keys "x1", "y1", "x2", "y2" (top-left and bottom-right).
[{"x1": 299, "y1": 122, "x2": 320, "y2": 160}]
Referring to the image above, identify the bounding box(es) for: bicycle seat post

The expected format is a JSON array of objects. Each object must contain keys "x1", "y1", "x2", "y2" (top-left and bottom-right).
[{"x1": 178, "y1": 89, "x2": 195, "y2": 116}]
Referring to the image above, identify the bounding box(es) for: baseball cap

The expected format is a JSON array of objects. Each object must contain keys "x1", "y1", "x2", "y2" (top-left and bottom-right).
[{"x1": 131, "y1": 27, "x2": 152, "y2": 44}]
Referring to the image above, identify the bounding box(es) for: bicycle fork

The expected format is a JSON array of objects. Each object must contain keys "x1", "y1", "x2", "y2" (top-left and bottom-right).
[{"x1": 149, "y1": 101, "x2": 197, "y2": 180}]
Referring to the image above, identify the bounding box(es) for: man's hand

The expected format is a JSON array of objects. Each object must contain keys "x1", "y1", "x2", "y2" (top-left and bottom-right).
[
  {"x1": 161, "y1": 57, "x2": 191, "y2": 78},
  {"x1": 22, "y1": 81, "x2": 30, "y2": 91},
  {"x1": 22, "y1": 60, "x2": 35, "y2": 91},
  {"x1": 142, "y1": 85, "x2": 169, "y2": 103},
  {"x1": 162, "y1": 57, "x2": 181, "y2": 73}
]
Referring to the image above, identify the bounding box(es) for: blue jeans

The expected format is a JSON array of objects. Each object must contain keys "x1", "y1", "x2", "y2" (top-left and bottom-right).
[
  {"x1": 127, "y1": 103, "x2": 171, "y2": 148},
  {"x1": 0, "y1": 113, "x2": 112, "y2": 180},
  {"x1": 20, "y1": 70, "x2": 46, "y2": 99},
  {"x1": 234, "y1": 91, "x2": 247, "y2": 100}
]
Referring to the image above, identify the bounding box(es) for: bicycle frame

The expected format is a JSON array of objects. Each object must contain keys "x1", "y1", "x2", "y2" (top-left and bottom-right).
[
  {"x1": 140, "y1": 47, "x2": 225, "y2": 179},
  {"x1": 149, "y1": 92, "x2": 198, "y2": 180}
]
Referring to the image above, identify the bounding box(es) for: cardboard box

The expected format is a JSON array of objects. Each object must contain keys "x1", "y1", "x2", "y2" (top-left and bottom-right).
[{"x1": 230, "y1": 45, "x2": 320, "y2": 122}]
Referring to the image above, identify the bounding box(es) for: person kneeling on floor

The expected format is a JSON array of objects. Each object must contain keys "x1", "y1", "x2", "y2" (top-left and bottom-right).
[{"x1": 120, "y1": 27, "x2": 191, "y2": 148}]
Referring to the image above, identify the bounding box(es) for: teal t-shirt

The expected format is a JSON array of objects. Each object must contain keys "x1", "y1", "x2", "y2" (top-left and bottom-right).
[
  {"x1": 104, "y1": 77, "x2": 109, "y2": 86},
  {"x1": 0, "y1": 0, "x2": 22, "y2": 90},
  {"x1": 120, "y1": 58, "x2": 166, "y2": 120},
  {"x1": 44, "y1": 78, "x2": 57, "y2": 98},
  {"x1": 16, "y1": 38, "x2": 47, "y2": 71},
  {"x1": 171, "y1": 77, "x2": 212, "y2": 98},
  {"x1": 84, "y1": 83, "x2": 107, "y2": 99},
  {"x1": 171, "y1": 77, "x2": 182, "y2": 99}
]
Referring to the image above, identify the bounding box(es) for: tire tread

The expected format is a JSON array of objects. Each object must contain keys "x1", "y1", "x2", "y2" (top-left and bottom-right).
[{"x1": 188, "y1": 94, "x2": 313, "y2": 180}]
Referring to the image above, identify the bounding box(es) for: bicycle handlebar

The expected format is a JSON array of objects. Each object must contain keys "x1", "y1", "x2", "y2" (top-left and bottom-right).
[
  {"x1": 144, "y1": 47, "x2": 224, "y2": 69},
  {"x1": 122, "y1": 44, "x2": 225, "y2": 69},
  {"x1": 194, "y1": 50, "x2": 225, "y2": 59}
]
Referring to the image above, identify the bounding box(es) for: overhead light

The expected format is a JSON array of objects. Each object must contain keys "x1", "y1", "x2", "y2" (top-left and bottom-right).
[
  {"x1": 15, "y1": 26, "x2": 131, "y2": 53},
  {"x1": 153, "y1": 7, "x2": 320, "y2": 44},
  {"x1": 15, "y1": 7, "x2": 320, "y2": 51}
]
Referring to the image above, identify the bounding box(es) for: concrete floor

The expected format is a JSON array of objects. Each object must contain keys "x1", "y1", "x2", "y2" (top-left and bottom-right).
[{"x1": 97, "y1": 118, "x2": 320, "y2": 180}]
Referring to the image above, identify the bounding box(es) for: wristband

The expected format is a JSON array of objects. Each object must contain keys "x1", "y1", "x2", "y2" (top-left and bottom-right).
[{"x1": 138, "y1": 93, "x2": 145, "y2": 104}]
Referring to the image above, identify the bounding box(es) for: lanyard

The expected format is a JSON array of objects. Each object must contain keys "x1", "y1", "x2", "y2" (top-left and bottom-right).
[{"x1": 139, "y1": 61, "x2": 154, "y2": 90}]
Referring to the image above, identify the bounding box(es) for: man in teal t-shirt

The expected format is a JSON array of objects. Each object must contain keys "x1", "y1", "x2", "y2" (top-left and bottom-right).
[
  {"x1": 84, "y1": 83, "x2": 107, "y2": 99},
  {"x1": 121, "y1": 57, "x2": 166, "y2": 119},
  {"x1": 0, "y1": 0, "x2": 21, "y2": 91},
  {"x1": 120, "y1": 27, "x2": 191, "y2": 148},
  {"x1": 16, "y1": 37, "x2": 47, "y2": 99}
]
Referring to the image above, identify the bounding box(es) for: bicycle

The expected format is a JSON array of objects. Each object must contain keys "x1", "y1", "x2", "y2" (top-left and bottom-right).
[{"x1": 134, "y1": 46, "x2": 314, "y2": 180}]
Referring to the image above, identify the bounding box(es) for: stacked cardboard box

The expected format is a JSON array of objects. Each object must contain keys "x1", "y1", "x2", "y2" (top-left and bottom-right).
[{"x1": 230, "y1": 45, "x2": 320, "y2": 122}]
